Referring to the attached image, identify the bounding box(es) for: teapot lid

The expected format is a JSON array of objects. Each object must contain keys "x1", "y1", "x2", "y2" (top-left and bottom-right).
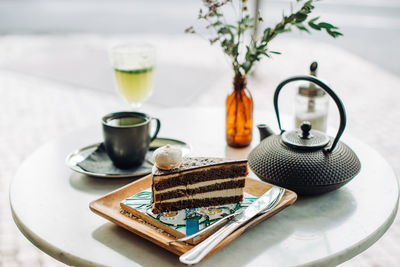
[{"x1": 282, "y1": 121, "x2": 329, "y2": 150}]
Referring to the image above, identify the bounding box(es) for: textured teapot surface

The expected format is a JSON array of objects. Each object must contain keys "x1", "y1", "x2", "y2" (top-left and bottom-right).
[{"x1": 248, "y1": 135, "x2": 361, "y2": 195}]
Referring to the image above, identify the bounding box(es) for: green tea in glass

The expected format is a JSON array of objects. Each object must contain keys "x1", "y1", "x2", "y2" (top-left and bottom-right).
[{"x1": 111, "y1": 44, "x2": 156, "y2": 109}]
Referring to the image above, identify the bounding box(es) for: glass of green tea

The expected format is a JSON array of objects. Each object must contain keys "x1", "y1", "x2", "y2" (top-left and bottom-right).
[{"x1": 110, "y1": 43, "x2": 155, "y2": 109}]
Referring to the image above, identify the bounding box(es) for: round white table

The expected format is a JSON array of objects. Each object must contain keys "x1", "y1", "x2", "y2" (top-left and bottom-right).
[{"x1": 10, "y1": 108, "x2": 399, "y2": 266}]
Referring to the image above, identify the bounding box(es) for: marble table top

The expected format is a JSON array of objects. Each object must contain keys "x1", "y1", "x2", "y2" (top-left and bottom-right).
[{"x1": 9, "y1": 107, "x2": 399, "y2": 267}]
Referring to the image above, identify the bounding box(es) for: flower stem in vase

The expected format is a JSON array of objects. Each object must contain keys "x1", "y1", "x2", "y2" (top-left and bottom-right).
[{"x1": 226, "y1": 73, "x2": 253, "y2": 147}]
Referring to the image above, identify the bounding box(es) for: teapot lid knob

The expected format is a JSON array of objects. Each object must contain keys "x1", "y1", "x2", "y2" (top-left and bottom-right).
[
  {"x1": 300, "y1": 121, "x2": 312, "y2": 139},
  {"x1": 282, "y1": 121, "x2": 330, "y2": 150}
]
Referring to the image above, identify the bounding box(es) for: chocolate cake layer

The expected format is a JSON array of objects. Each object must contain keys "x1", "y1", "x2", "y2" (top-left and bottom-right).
[
  {"x1": 153, "y1": 196, "x2": 243, "y2": 213},
  {"x1": 153, "y1": 165, "x2": 247, "y2": 191},
  {"x1": 154, "y1": 179, "x2": 245, "y2": 201}
]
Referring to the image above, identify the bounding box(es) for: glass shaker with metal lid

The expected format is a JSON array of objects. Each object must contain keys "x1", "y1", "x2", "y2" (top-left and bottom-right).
[{"x1": 294, "y1": 61, "x2": 329, "y2": 132}]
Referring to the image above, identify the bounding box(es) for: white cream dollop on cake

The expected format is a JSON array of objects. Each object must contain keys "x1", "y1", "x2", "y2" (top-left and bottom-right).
[{"x1": 153, "y1": 145, "x2": 183, "y2": 170}]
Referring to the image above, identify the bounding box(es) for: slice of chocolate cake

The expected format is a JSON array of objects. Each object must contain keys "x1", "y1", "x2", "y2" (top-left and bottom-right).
[{"x1": 152, "y1": 157, "x2": 248, "y2": 214}]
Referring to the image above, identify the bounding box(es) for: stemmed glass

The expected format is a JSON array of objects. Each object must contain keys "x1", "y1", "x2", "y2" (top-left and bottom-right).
[{"x1": 110, "y1": 43, "x2": 156, "y2": 109}]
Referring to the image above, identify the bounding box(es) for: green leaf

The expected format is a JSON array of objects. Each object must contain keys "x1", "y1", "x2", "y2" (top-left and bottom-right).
[
  {"x1": 275, "y1": 27, "x2": 292, "y2": 34},
  {"x1": 308, "y1": 19, "x2": 321, "y2": 30},
  {"x1": 218, "y1": 27, "x2": 231, "y2": 35},
  {"x1": 296, "y1": 24, "x2": 311, "y2": 33},
  {"x1": 327, "y1": 29, "x2": 343, "y2": 38},
  {"x1": 308, "y1": 16, "x2": 320, "y2": 24},
  {"x1": 221, "y1": 38, "x2": 236, "y2": 57},
  {"x1": 300, "y1": 0, "x2": 315, "y2": 14},
  {"x1": 257, "y1": 43, "x2": 267, "y2": 51},
  {"x1": 218, "y1": 26, "x2": 234, "y2": 40},
  {"x1": 295, "y1": 13, "x2": 308, "y2": 23},
  {"x1": 242, "y1": 61, "x2": 251, "y2": 71},
  {"x1": 262, "y1": 28, "x2": 271, "y2": 42},
  {"x1": 269, "y1": 51, "x2": 281, "y2": 54},
  {"x1": 212, "y1": 21, "x2": 222, "y2": 27},
  {"x1": 261, "y1": 52, "x2": 271, "y2": 58},
  {"x1": 208, "y1": 10, "x2": 216, "y2": 17},
  {"x1": 318, "y1": 22, "x2": 338, "y2": 30}
]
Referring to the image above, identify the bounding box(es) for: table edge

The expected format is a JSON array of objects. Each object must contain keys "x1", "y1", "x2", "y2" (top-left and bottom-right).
[
  {"x1": 10, "y1": 198, "x2": 107, "y2": 267},
  {"x1": 300, "y1": 172, "x2": 399, "y2": 267}
]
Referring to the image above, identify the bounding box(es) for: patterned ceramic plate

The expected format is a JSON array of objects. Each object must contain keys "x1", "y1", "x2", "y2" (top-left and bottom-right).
[{"x1": 121, "y1": 189, "x2": 258, "y2": 236}]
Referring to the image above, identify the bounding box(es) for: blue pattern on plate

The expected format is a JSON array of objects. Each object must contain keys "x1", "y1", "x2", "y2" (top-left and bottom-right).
[{"x1": 121, "y1": 189, "x2": 257, "y2": 234}]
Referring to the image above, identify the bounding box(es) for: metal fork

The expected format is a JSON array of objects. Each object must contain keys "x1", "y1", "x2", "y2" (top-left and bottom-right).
[{"x1": 170, "y1": 187, "x2": 285, "y2": 244}]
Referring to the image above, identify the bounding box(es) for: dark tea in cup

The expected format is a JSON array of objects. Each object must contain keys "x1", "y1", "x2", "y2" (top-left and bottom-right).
[
  {"x1": 102, "y1": 111, "x2": 161, "y2": 169},
  {"x1": 106, "y1": 116, "x2": 147, "y2": 127}
]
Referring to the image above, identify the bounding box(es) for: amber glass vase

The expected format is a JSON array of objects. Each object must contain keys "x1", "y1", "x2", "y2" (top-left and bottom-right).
[{"x1": 226, "y1": 73, "x2": 253, "y2": 147}]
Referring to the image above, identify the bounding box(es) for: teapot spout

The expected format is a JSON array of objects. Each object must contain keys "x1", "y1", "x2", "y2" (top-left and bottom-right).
[{"x1": 257, "y1": 124, "x2": 275, "y2": 141}]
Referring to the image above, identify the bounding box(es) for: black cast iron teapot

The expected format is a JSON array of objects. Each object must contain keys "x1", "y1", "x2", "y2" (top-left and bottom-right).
[{"x1": 248, "y1": 75, "x2": 361, "y2": 195}]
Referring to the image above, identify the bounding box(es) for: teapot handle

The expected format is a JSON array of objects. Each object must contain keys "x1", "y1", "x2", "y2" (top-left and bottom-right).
[{"x1": 274, "y1": 75, "x2": 346, "y2": 153}]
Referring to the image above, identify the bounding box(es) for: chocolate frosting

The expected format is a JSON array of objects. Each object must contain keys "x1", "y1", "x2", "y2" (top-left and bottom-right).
[{"x1": 152, "y1": 157, "x2": 247, "y2": 176}]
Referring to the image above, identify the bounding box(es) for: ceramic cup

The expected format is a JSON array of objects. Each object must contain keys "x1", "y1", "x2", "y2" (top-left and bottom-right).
[{"x1": 102, "y1": 111, "x2": 161, "y2": 169}]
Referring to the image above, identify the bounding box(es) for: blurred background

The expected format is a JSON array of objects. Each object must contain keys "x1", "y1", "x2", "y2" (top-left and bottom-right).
[
  {"x1": 1, "y1": 0, "x2": 399, "y2": 266},
  {"x1": 0, "y1": 0, "x2": 399, "y2": 97}
]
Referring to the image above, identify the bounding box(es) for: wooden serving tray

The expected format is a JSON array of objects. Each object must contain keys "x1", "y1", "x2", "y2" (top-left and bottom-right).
[{"x1": 89, "y1": 175, "x2": 297, "y2": 257}]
